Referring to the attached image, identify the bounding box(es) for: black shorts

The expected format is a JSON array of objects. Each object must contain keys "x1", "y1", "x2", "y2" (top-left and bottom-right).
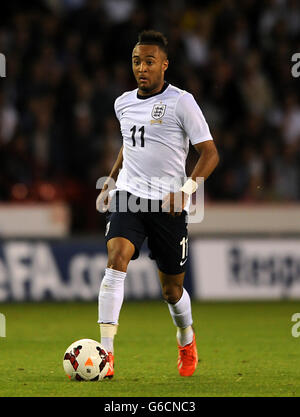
[{"x1": 104, "y1": 190, "x2": 188, "y2": 275}]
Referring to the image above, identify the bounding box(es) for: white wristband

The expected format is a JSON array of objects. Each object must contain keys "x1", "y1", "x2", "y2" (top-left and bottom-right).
[{"x1": 180, "y1": 178, "x2": 198, "y2": 195}]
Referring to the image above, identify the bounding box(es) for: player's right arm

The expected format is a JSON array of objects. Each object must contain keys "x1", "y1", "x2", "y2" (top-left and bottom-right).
[{"x1": 96, "y1": 145, "x2": 123, "y2": 213}]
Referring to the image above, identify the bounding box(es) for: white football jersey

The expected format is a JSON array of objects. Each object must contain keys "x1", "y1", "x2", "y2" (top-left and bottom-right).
[{"x1": 113, "y1": 82, "x2": 213, "y2": 200}]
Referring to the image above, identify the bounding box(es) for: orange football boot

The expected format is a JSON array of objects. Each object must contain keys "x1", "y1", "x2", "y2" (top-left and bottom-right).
[
  {"x1": 104, "y1": 352, "x2": 114, "y2": 379},
  {"x1": 177, "y1": 333, "x2": 198, "y2": 377}
]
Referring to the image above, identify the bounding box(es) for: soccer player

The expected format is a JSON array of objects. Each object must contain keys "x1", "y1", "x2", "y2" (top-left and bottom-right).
[{"x1": 96, "y1": 30, "x2": 219, "y2": 378}]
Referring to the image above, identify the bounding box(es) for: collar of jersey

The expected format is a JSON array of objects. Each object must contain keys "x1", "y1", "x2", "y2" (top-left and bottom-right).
[{"x1": 137, "y1": 82, "x2": 169, "y2": 100}]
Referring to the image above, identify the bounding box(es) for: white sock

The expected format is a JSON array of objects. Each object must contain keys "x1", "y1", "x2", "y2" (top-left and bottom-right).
[
  {"x1": 167, "y1": 288, "x2": 194, "y2": 346},
  {"x1": 98, "y1": 268, "x2": 126, "y2": 353},
  {"x1": 100, "y1": 324, "x2": 118, "y2": 354},
  {"x1": 176, "y1": 325, "x2": 194, "y2": 347}
]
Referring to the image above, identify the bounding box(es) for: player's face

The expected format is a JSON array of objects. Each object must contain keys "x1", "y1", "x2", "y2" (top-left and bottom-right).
[{"x1": 132, "y1": 44, "x2": 168, "y2": 95}]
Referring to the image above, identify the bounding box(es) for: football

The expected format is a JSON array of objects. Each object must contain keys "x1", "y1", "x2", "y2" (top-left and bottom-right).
[{"x1": 63, "y1": 339, "x2": 109, "y2": 381}]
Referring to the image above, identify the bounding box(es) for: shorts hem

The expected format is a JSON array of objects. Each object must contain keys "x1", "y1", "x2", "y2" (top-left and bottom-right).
[{"x1": 105, "y1": 234, "x2": 140, "y2": 260}]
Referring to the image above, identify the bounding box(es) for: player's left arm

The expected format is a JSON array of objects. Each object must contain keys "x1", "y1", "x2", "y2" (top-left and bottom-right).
[
  {"x1": 162, "y1": 140, "x2": 219, "y2": 216},
  {"x1": 190, "y1": 139, "x2": 219, "y2": 182},
  {"x1": 162, "y1": 92, "x2": 219, "y2": 216}
]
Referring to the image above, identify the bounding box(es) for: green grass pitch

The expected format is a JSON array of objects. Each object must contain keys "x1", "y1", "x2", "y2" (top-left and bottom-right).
[{"x1": 0, "y1": 300, "x2": 300, "y2": 397}]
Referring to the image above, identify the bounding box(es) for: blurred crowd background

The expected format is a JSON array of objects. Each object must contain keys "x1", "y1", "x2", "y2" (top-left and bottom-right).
[{"x1": 0, "y1": 0, "x2": 299, "y2": 233}]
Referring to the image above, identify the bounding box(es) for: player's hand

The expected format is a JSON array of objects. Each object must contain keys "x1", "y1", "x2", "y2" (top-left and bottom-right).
[
  {"x1": 96, "y1": 184, "x2": 111, "y2": 213},
  {"x1": 161, "y1": 191, "x2": 188, "y2": 216}
]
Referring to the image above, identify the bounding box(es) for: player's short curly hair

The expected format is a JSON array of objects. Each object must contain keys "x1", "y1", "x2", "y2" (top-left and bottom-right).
[{"x1": 136, "y1": 30, "x2": 168, "y2": 56}]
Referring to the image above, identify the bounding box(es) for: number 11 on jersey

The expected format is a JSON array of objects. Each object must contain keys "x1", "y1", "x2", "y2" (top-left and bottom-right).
[{"x1": 130, "y1": 125, "x2": 145, "y2": 147}]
